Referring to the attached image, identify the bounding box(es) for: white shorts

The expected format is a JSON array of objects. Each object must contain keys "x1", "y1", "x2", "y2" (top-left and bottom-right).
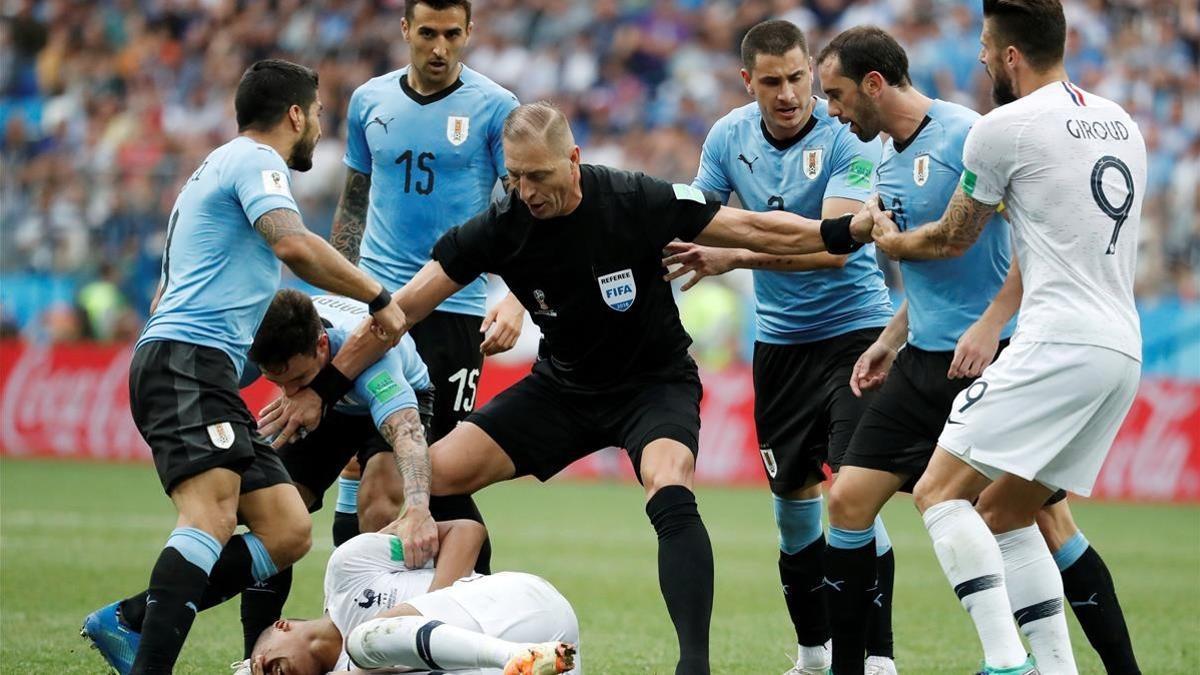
[
  {"x1": 408, "y1": 571, "x2": 582, "y2": 674},
  {"x1": 937, "y1": 341, "x2": 1140, "y2": 496}
]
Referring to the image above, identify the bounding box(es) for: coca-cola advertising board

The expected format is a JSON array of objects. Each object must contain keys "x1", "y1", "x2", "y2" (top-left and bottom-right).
[{"x1": 2, "y1": 341, "x2": 1197, "y2": 502}]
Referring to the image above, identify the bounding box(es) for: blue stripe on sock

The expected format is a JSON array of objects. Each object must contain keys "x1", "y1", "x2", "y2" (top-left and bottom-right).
[
  {"x1": 873, "y1": 516, "x2": 892, "y2": 556},
  {"x1": 165, "y1": 527, "x2": 222, "y2": 574},
  {"x1": 1053, "y1": 531, "x2": 1089, "y2": 571},
  {"x1": 335, "y1": 477, "x2": 360, "y2": 514},
  {"x1": 773, "y1": 495, "x2": 824, "y2": 555},
  {"x1": 241, "y1": 533, "x2": 278, "y2": 582},
  {"x1": 828, "y1": 524, "x2": 875, "y2": 550}
]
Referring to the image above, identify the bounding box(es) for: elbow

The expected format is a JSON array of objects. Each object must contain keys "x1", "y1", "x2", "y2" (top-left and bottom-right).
[
  {"x1": 943, "y1": 241, "x2": 972, "y2": 259},
  {"x1": 273, "y1": 234, "x2": 314, "y2": 267}
]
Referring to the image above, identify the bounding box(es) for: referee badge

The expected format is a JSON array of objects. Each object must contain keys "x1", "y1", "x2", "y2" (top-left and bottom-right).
[
  {"x1": 447, "y1": 115, "x2": 470, "y2": 146},
  {"x1": 914, "y1": 153, "x2": 931, "y2": 187},
  {"x1": 206, "y1": 422, "x2": 235, "y2": 450},
  {"x1": 802, "y1": 149, "x2": 823, "y2": 180},
  {"x1": 597, "y1": 269, "x2": 636, "y2": 312}
]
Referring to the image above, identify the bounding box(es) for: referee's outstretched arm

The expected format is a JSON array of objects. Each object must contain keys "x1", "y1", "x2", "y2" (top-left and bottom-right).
[
  {"x1": 391, "y1": 260, "x2": 465, "y2": 333},
  {"x1": 694, "y1": 203, "x2": 873, "y2": 256}
]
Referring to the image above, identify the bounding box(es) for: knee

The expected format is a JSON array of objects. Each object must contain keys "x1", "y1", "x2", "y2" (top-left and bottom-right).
[
  {"x1": 976, "y1": 497, "x2": 1025, "y2": 535},
  {"x1": 826, "y1": 484, "x2": 868, "y2": 529},
  {"x1": 358, "y1": 496, "x2": 402, "y2": 533},
  {"x1": 181, "y1": 505, "x2": 238, "y2": 543},
  {"x1": 273, "y1": 514, "x2": 313, "y2": 567},
  {"x1": 640, "y1": 445, "x2": 695, "y2": 499},
  {"x1": 911, "y1": 474, "x2": 946, "y2": 515}
]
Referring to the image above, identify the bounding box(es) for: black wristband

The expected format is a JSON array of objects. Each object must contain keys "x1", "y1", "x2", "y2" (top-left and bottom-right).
[
  {"x1": 367, "y1": 287, "x2": 391, "y2": 315},
  {"x1": 820, "y1": 214, "x2": 864, "y2": 255},
  {"x1": 309, "y1": 363, "x2": 354, "y2": 405}
]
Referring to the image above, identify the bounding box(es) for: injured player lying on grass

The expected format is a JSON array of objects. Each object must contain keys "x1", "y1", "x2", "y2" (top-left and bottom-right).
[{"x1": 237, "y1": 520, "x2": 578, "y2": 675}]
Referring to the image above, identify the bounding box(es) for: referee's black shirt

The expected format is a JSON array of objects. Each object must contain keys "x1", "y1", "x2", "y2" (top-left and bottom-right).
[{"x1": 433, "y1": 164, "x2": 722, "y2": 389}]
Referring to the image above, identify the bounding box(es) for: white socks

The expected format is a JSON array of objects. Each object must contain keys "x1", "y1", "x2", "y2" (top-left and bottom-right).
[
  {"x1": 923, "y1": 500, "x2": 1027, "y2": 670},
  {"x1": 347, "y1": 616, "x2": 521, "y2": 671},
  {"x1": 997, "y1": 524, "x2": 1077, "y2": 675}
]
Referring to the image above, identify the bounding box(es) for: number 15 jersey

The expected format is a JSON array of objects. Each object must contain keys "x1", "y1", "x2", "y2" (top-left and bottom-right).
[
  {"x1": 961, "y1": 81, "x2": 1146, "y2": 361},
  {"x1": 345, "y1": 65, "x2": 519, "y2": 317}
]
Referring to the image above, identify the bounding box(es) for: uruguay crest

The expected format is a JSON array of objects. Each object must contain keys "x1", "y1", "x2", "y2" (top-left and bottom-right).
[
  {"x1": 447, "y1": 115, "x2": 470, "y2": 146},
  {"x1": 597, "y1": 269, "x2": 636, "y2": 312},
  {"x1": 759, "y1": 445, "x2": 778, "y2": 478},
  {"x1": 914, "y1": 153, "x2": 931, "y2": 187},
  {"x1": 802, "y1": 148, "x2": 823, "y2": 180}
]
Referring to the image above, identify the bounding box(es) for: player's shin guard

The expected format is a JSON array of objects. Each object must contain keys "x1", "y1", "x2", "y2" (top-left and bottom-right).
[
  {"x1": 923, "y1": 500, "x2": 1027, "y2": 670},
  {"x1": 130, "y1": 528, "x2": 221, "y2": 674},
  {"x1": 348, "y1": 616, "x2": 517, "y2": 670},
  {"x1": 197, "y1": 532, "x2": 278, "y2": 610},
  {"x1": 647, "y1": 485, "x2": 713, "y2": 675},
  {"x1": 998, "y1": 524, "x2": 1077, "y2": 674},
  {"x1": 774, "y1": 495, "x2": 828, "y2": 650},
  {"x1": 868, "y1": 519, "x2": 896, "y2": 660},
  {"x1": 239, "y1": 566, "x2": 293, "y2": 658},
  {"x1": 429, "y1": 493, "x2": 492, "y2": 574},
  {"x1": 1056, "y1": 534, "x2": 1140, "y2": 674},
  {"x1": 826, "y1": 526, "x2": 875, "y2": 675}
]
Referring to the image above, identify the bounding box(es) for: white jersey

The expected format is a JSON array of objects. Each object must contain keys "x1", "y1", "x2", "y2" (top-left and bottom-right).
[{"x1": 960, "y1": 81, "x2": 1146, "y2": 360}]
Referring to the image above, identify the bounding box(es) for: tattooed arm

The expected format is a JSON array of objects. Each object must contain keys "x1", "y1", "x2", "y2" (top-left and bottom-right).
[
  {"x1": 869, "y1": 185, "x2": 996, "y2": 260},
  {"x1": 378, "y1": 407, "x2": 439, "y2": 569},
  {"x1": 330, "y1": 168, "x2": 371, "y2": 264},
  {"x1": 254, "y1": 207, "x2": 392, "y2": 307}
]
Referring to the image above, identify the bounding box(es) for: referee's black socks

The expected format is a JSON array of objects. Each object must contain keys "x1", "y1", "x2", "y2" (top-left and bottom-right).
[
  {"x1": 646, "y1": 485, "x2": 713, "y2": 675},
  {"x1": 1056, "y1": 532, "x2": 1141, "y2": 674}
]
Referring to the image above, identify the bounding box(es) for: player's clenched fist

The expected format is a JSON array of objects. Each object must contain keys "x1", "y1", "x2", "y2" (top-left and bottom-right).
[{"x1": 382, "y1": 507, "x2": 439, "y2": 570}]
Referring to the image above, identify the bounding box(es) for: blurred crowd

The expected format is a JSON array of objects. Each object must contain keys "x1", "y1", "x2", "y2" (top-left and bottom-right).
[{"x1": 1, "y1": 0, "x2": 1197, "y2": 346}]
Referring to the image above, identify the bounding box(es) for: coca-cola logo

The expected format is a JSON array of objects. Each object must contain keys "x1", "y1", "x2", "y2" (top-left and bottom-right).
[
  {"x1": 1096, "y1": 379, "x2": 1200, "y2": 501},
  {"x1": 0, "y1": 344, "x2": 148, "y2": 459}
]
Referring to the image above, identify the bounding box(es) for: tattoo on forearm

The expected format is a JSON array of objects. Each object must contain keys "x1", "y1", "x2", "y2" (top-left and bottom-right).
[
  {"x1": 253, "y1": 208, "x2": 308, "y2": 245},
  {"x1": 380, "y1": 408, "x2": 431, "y2": 508},
  {"x1": 330, "y1": 170, "x2": 370, "y2": 264},
  {"x1": 925, "y1": 187, "x2": 994, "y2": 257}
]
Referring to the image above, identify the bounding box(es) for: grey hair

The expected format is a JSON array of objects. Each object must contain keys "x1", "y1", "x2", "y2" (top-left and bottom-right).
[{"x1": 502, "y1": 101, "x2": 575, "y2": 155}]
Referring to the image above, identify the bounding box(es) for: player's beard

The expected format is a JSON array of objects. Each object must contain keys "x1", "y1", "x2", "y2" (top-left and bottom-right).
[
  {"x1": 991, "y1": 69, "x2": 1018, "y2": 106},
  {"x1": 289, "y1": 119, "x2": 318, "y2": 172},
  {"x1": 850, "y1": 100, "x2": 884, "y2": 142}
]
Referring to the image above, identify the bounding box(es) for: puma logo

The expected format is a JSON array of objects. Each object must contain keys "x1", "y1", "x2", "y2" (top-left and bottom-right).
[
  {"x1": 812, "y1": 577, "x2": 844, "y2": 592},
  {"x1": 738, "y1": 153, "x2": 759, "y2": 173},
  {"x1": 365, "y1": 116, "x2": 395, "y2": 133},
  {"x1": 1070, "y1": 593, "x2": 1100, "y2": 608}
]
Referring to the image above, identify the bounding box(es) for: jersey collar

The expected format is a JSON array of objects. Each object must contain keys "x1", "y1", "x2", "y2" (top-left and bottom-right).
[
  {"x1": 399, "y1": 71, "x2": 464, "y2": 106},
  {"x1": 760, "y1": 111, "x2": 819, "y2": 152},
  {"x1": 891, "y1": 114, "x2": 933, "y2": 154}
]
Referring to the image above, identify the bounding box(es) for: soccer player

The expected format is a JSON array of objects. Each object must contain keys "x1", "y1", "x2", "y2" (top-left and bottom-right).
[
  {"x1": 227, "y1": 289, "x2": 436, "y2": 656},
  {"x1": 80, "y1": 60, "x2": 413, "y2": 675},
  {"x1": 815, "y1": 26, "x2": 1138, "y2": 675},
  {"x1": 242, "y1": 526, "x2": 578, "y2": 675},
  {"x1": 864, "y1": 1, "x2": 1147, "y2": 672},
  {"x1": 662, "y1": 19, "x2": 895, "y2": 675},
  {"x1": 324, "y1": 0, "x2": 522, "y2": 553}
]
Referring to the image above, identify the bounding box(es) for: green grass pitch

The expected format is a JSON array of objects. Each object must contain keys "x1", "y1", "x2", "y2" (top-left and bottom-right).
[{"x1": 2, "y1": 458, "x2": 1198, "y2": 674}]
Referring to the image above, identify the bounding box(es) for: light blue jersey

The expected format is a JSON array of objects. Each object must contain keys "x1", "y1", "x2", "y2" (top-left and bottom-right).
[
  {"x1": 137, "y1": 136, "x2": 299, "y2": 375},
  {"x1": 345, "y1": 65, "x2": 519, "y2": 317},
  {"x1": 874, "y1": 100, "x2": 1015, "y2": 351},
  {"x1": 694, "y1": 99, "x2": 893, "y2": 344},
  {"x1": 312, "y1": 295, "x2": 431, "y2": 427}
]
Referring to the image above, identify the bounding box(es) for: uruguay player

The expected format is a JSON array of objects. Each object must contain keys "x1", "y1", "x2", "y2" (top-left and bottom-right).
[
  {"x1": 663, "y1": 20, "x2": 895, "y2": 675},
  {"x1": 323, "y1": 0, "x2": 520, "y2": 562},
  {"x1": 819, "y1": 26, "x2": 1138, "y2": 675},
  {"x1": 81, "y1": 60, "x2": 409, "y2": 675}
]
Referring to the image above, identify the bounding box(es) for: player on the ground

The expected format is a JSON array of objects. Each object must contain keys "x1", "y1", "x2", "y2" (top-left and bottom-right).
[
  {"x1": 661, "y1": 20, "x2": 895, "y2": 675},
  {"x1": 815, "y1": 25, "x2": 1139, "y2": 675},
  {"x1": 322, "y1": 0, "x2": 522, "y2": 556},
  {"x1": 267, "y1": 101, "x2": 878, "y2": 675},
  {"x1": 244, "y1": 527, "x2": 579, "y2": 675},
  {"x1": 226, "y1": 289, "x2": 436, "y2": 656},
  {"x1": 80, "y1": 59, "x2": 413, "y2": 675},
  {"x1": 862, "y1": 1, "x2": 1147, "y2": 672}
]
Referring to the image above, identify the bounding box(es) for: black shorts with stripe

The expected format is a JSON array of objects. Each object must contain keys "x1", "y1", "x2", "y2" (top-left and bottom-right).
[
  {"x1": 129, "y1": 340, "x2": 290, "y2": 495},
  {"x1": 280, "y1": 391, "x2": 434, "y2": 513},
  {"x1": 409, "y1": 310, "x2": 485, "y2": 443},
  {"x1": 466, "y1": 358, "x2": 702, "y2": 483},
  {"x1": 753, "y1": 327, "x2": 883, "y2": 494}
]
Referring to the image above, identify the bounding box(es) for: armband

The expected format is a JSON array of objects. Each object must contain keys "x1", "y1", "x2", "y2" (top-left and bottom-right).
[
  {"x1": 309, "y1": 363, "x2": 354, "y2": 405},
  {"x1": 820, "y1": 214, "x2": 864, "y2": 255},
  {"x1": 367, "y1": 287, "x2": 391, "y2": 315}
]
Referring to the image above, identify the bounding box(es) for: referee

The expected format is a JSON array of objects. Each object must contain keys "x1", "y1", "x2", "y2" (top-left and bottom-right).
[{"x1": 387, "y1": 101, "x2": 869, "y2": 675}]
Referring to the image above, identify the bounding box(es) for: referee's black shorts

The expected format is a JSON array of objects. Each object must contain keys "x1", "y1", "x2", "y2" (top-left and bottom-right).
[
  {"x1": 753, "y1": 327, "x2": 882, "y2": 495},
  {"x1": 129, "y1": 340, "x2": 289, "y2": 495},
  {"x1": 843, "y1": 341, "x2": 1009, "y2": 492},
  {"x1": 465, "y1": 359, "x2": 702, "y2": 483},
  {"x1": 279, "y1": 391, "x2": 434, "y2": 513}
]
